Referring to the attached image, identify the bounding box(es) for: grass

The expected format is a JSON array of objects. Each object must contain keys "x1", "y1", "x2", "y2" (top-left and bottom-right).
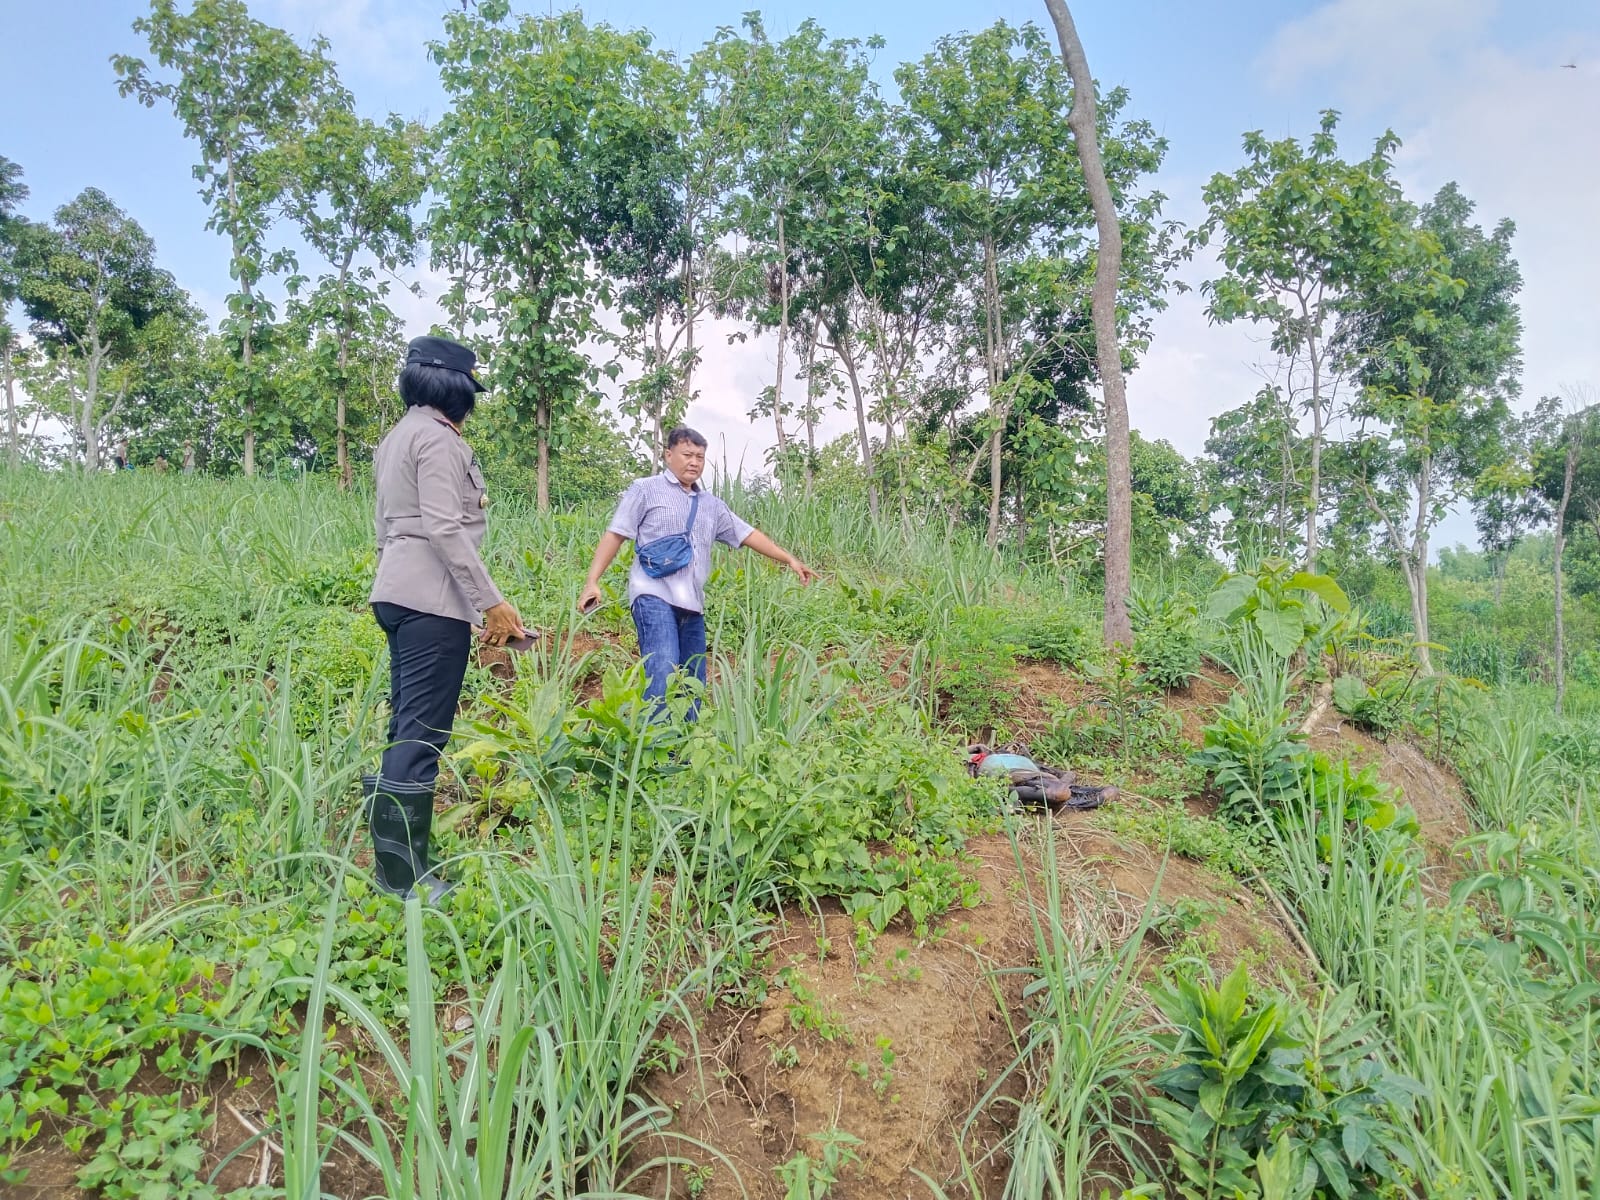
[{"x1": 4, "y1": 466, "x2": 1599, "y2": 1199}]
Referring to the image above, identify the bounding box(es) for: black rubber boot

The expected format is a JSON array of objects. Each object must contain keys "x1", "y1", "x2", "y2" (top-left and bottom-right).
[
  {"x1": 363, "y1": 775, "x2": 455, "y2": 903},
  {"x1": 364, "y1": 774, "x2": 420, "y2": 897}
]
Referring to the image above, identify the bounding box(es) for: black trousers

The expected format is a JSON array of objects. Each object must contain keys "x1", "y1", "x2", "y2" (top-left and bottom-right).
[{"x1": 371, "y1": 602, "x2": 471, "y2": 790}]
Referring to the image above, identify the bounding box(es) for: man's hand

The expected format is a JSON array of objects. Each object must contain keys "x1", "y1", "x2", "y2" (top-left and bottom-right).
[
  {"x1": 482, "y1": 601, "x2": 527, "y2": 646},
  {"x1": 787, "y1": 557, "x2": 816, "y2": 586},
  {"x1": 578, "y1": 582, "x2": 603, "y2": 614}
]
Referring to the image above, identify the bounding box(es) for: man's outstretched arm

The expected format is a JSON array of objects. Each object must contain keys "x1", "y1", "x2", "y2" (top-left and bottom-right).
[{"x1": 741, "y1": 530, "x2": 815, "y2": 585}]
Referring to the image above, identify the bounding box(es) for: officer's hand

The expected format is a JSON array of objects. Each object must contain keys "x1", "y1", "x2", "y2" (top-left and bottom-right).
[
  {"x1": 482, "y1": 601, "x2": 526, "y2": 646},
  {"x1": 578, "y1": 583, "x2": 603, "y2": 614},
  {"x1": 788, "y1": 557, "x2": 816, "y2": 586}
]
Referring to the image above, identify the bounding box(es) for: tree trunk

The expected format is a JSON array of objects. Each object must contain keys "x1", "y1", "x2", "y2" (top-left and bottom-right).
[
  {"x1": 1044, "y1": 0, "x2": 1132, "y2": 646},
  {"x1": 1014, "y1": 470, "x2": 1026, "y2": 556},
  {"x1": 336, "y1": 250, "x2": 355, "y2": 490},
  {"x1": 833, "y1": 326, "x2": 880, "y2": 519},
  {"x1": 3, "y1": 336, "x2": 17, "y2": 469},
  {"x1": 983, "y1": 233, "x2": 1004, "y2": 548},
  {"x1": 224, "y1": 156, "x2": 258, "y2": 478},
  {"x1": 1406, "y1": 548, "x2": 1432, "y2": 675},
  {"x1": 1553, "y1": 436, "x2": 1578, "y2": 715},
  {"x1": 651, "y1": 302, "x2": 667, "y2": 466},
  {"x1": 682, "y1": 233, "x2": 697, "y2": 402},
  {"x1": 772, "y1": 211, "x2": 790, "y2": 460},
  {"x1": 1305, "y1": 332, "x2": 1323, "y2": 571},
  {"x1": 241, "y1": 319, "x2": 256, "y2": 478},
  {"x1": 802, "y1": 320, "x2": 819, "y2": 495},
  {"x1": 82, "y1": 342, "x2": 104, "y2": 472},
  {"x1": 536, "y1": 396, "x2": 550, "y2": 512}
]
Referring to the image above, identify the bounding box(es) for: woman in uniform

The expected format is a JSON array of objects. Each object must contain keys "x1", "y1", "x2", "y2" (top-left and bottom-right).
[{"x1": 365, "y1": 335, "x2": 526, "y2": 902}]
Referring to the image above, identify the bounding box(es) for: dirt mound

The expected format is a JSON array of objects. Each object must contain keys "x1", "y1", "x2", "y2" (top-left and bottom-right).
[
  {"x1": 1006, "y1": 659, "x2": 1234, "y2": 751},
  {"x1": 1303, "y1": 718, "x2": 1475, "y2": 886},
  {"x1": 635, "y1": 820, "x2": 1305, "y2": 1199},
  {"x1": 635, "y1": 836, "x2": 1034, "y2": 1199}
]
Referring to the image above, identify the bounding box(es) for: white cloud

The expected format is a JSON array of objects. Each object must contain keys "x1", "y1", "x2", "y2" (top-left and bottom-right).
[
  {"x1": 262, "y1": 0, "x2": 436, "y2": 94},
  {"x1": 1261, "y1": 0, "x2": 1496, "y2": 100}
]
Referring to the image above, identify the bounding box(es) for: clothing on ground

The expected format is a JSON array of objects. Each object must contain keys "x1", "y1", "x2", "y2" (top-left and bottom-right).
[
  {"x1": 607, "y1": 470, "x2": 753, "y2": 613},
  {"x1": 370, "y1": 404, "x2": 502, "y2": 624}
]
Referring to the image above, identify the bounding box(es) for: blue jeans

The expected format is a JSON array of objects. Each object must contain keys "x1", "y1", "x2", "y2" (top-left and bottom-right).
[{"x1": 631, "y1": 595, "x2": 707, "y2": 720}]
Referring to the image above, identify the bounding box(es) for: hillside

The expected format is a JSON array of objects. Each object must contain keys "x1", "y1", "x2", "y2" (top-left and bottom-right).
[{"x1": 1, "y1": 470, "x2": 1595, "y2": 1200}]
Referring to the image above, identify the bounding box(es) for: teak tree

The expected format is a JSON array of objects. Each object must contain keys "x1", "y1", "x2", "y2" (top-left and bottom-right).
[
  {"x1": 17, "y1": 188, "x2": 197, "y2": 471},
  {"x1": 897, "y1": 22, "x2": 1078, "y2": 548},
  {"x1": 1534, "y1": 397, "x2": 1599, "y2": 714},
  {"x1": 0, "y1": 156, "x2": 29, "y2": 468},
  {"x1": 1197, "y1": 112, "x2": 1408, "y2": 572},
  {"x1": 115, "y1": 0, "x2": 334, "y2": 476},
  {"x1": 280, "y1": 93, "x2": 424, "y2": 488},
  {"x1": 430, "y1": 3, "x2": 661, "y2": 510},
  {"x1": 1338, "y1": 183, "x2": 1523, "y2": 672}
]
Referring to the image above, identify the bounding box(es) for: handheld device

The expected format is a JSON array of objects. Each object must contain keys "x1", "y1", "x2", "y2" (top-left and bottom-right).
[{"x1": 504, "y1": 632, "x2": 537, "y2": 653}]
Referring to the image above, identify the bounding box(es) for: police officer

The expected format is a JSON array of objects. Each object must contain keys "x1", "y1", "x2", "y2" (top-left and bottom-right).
[{"x1": 365, "y1": 335, "x2": 526, "y2": 902}]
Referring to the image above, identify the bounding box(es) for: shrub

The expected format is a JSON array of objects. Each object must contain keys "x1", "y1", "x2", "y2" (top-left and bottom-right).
[
  {"x1": 1148, "y1": 963, "x2": 1423, "y2": 1200},
  {"x1": 1130, "y1": 590, "x2": 1202, "y2": 690}
]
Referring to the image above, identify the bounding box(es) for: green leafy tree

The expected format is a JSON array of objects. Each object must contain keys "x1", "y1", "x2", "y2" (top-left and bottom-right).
[
  {"x1": 281, "y1": 291, "x2": 405, "y2": 477},
  {"x1": 586, "y1": 45, "x2": 694, "y2": 462},
  {"x1": 429, "y1": 3, "x2": 661, "y2": 510},
  {"x1": 1130, "y1": 431, "x2": 1213, "y2": 561},
  {"x1": 115, "y1": 0, "x2": 336, "y2": 476},
  {"x1": 897, "y1": 21, "x2": 1078, "y2": 548},
  {"x1": 1337, "y1": 183, "x2": 1523, "y2": 672},
  {"x1": 1473, "y1": 395, "x2": 1561, "y2": 601},
  {"x1": 0, "y1": 156, "x2": 32, "y2": 468},
  {"x1": 1197, "y1": 112, "x2": 1410, "y2": 571},
  {"x1": 707, "y1": 17, "x2": 888, "y2": 500},
  {"x1": 1206, "y1": 386, "x2": 1308, "y2": 561},
  {"x1": 897, "y1": 20, "x2": 1168, "y2": 573},
  {"x1": 1532, "y1": 395, "x2": 1599, "y2": 712},
  {"x1": 279, "y1": 92, "x2": 423, "y2": 487},
  {"x1": 16, "y1": 188, "x2": 199, "y2": 470}
]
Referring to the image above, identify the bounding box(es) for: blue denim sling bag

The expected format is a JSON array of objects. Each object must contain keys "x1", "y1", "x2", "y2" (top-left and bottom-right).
[{"x1": 636, "y1": 491, "x2": 700, "y2": 578}]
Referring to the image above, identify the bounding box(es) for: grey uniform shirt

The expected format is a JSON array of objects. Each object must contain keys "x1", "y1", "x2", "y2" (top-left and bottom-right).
[
  {"x1": 607, "y1": 470, "x2": 754, "y2": 613},
  {"x1": 369, "y1": 405, "x2": 504, "y2": 624}
]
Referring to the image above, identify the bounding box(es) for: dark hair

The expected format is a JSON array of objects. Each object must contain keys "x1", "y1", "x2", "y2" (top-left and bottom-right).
[
  {"x1": 399, "y1": 363, "x2": 477, "y2": 424},
  {"x1": 666, "y1": 426, "x2": 707, "y2": 450}
]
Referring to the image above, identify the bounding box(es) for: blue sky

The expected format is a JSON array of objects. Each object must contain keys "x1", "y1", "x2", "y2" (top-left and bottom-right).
[{"x1": 6, "y1": 0, "x2": 1599, "y2": 549}]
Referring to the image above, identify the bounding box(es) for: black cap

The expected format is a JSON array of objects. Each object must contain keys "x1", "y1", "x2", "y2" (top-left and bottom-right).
[{"x1": 405, "y1": 335, "x2": 488, "y2": 393}]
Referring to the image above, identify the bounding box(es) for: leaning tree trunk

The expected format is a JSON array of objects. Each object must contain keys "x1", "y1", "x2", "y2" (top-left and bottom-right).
[
  {"x1": 1044, "y1": 0, "x2": 1132, "y2": 646},
  {"x1": 833, "y1": 327, "x2": 880, "y2": 520}
]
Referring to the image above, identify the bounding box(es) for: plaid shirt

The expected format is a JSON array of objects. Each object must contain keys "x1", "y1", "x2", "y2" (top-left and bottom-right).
[{"x1": 607, "y1": 470, "x2": 754, "y2": 612}]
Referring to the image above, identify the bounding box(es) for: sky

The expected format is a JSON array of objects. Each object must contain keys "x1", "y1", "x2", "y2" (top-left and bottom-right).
[{"x1": 5, "y1": 0, "x2": 1599, "y2": 550}]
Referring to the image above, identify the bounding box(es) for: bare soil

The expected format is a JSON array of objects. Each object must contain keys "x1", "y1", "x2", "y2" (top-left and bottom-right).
[{"x1": 13, "y1": 651, "x2": 1481, "y2": 1199}]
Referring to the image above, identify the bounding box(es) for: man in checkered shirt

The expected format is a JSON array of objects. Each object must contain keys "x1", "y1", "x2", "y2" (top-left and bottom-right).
[{"x1": 580, "y1": 427, "x2": 815, "y2": 717}]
